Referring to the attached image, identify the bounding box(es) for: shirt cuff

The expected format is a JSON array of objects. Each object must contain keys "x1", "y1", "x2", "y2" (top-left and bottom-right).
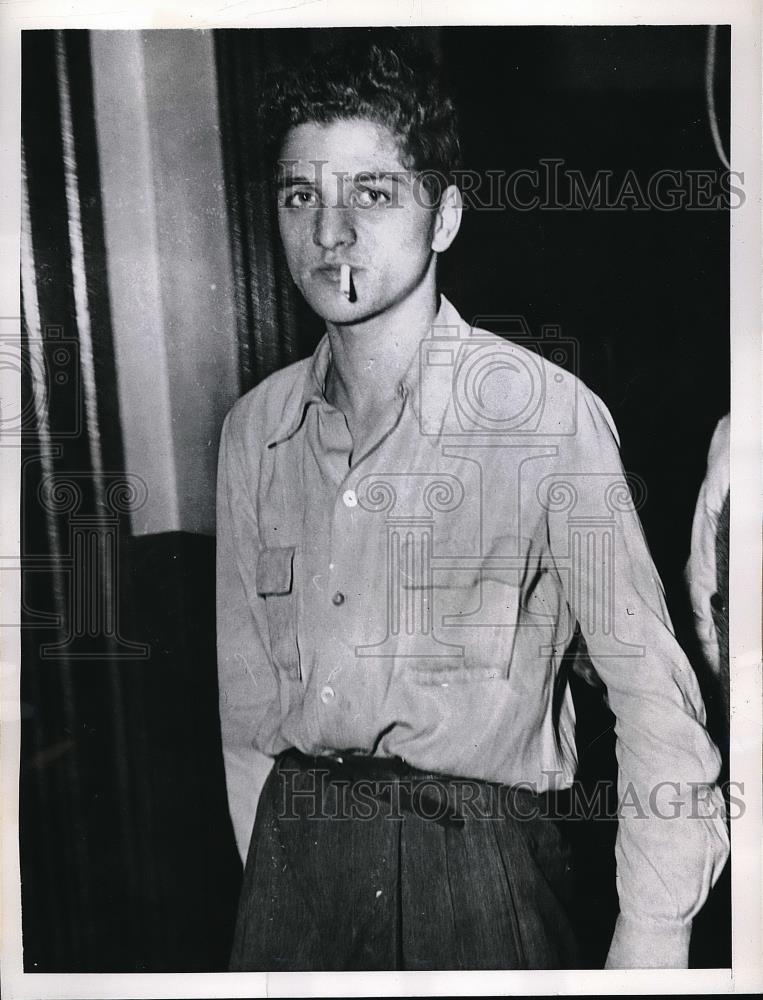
[{"x1": 604, "y1": 914, "x2": 692, "y2": 969}]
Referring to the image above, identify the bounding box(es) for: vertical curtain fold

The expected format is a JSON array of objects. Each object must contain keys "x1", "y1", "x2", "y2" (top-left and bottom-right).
[
  {"x1": 21, "y1": 28, "x2": 243, "y2": 972},
  {"x1": 214, "y1": 28, "x2": 324, "y2": 389},
  {"x1": 21, "y1": 28, "x2": 153, "y2": 970}
]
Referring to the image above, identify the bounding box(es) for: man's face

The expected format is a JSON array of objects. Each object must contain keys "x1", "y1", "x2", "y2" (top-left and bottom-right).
[{"x1": 277, "y1": 118, "x2": 441, "y2": 325}]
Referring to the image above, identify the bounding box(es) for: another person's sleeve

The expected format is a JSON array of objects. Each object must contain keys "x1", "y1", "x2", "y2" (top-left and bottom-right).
[
  {"x1": 685, "y1": 414, "x2": 730, "y2": 676},
  {"x1": 216, "y1": 408, "x2": 280, "y2": 862},
  {"x1": 546, "y1": 390, "x2": 730, "y2": 968}
]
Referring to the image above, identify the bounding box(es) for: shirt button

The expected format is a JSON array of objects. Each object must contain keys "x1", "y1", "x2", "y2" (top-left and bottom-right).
[
  {"x1": 320, "y1": 685, "x2": 335, "y2": 704},
  {"x1": 342, "y1": 489, "x2": 358, "y2": 508},
  {"x1": 332, "y1": 591, "x2": 345, "y2": 606}
]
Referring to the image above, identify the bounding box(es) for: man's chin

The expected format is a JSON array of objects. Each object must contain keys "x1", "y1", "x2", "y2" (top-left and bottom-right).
[{"x1": 302, "y1": 294, "x2": 383, "y2": 327}]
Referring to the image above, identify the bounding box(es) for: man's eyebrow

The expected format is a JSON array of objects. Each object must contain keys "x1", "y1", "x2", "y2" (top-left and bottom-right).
[
  {"x1": 276, "y1": 170, "x2": 413, "y2": 190},
  {"x1": 352, "y1": 170, "x2": 411, "y2": 184},
  {"x1": 277, "y1": 175, "x2": 317, "y2": 189}
]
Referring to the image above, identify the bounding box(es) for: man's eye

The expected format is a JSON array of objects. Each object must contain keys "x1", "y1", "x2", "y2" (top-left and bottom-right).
[
  {"x1": 283, "y1": 190, "x2": 318, "y2": 208},
  {"x1": 351, "y1": 186, "x2": 391, "y2": 208}
]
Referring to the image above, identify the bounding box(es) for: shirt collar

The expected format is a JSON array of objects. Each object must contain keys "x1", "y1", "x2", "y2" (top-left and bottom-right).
[
  {"x1": 266, "y1": 294, "x2": 465, "y2": 448},
  {"x1": 265, "y1": 334, "x2": 333, "y2": 448}
]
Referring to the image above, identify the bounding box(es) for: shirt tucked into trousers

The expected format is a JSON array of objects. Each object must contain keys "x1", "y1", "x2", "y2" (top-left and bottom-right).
[{"x1": 229, "y1": 750, "x2": 579, "y2": 971}]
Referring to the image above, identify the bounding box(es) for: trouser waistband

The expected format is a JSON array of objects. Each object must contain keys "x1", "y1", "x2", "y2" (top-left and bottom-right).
[{"x1": 276, "y1": 748, "x2": 571, "y2": 826}]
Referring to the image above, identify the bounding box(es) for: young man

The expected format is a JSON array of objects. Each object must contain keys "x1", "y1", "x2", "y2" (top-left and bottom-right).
[{"x1": 216, "y1": 40, "x2": 728, "y2": 971}]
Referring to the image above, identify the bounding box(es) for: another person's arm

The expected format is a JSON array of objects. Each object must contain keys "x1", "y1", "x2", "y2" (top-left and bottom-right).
[{"x1": 686, "y1": 414, "x2": 731, "y2": 676}]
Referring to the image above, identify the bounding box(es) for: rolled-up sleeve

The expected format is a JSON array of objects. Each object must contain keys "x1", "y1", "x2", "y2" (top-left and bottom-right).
[
  {"x1": 547, "y1": 390, "x2": 729, "y2": 968},
  {"x1": 216, "y1": 408, "x2": 279, "y2": 862}
]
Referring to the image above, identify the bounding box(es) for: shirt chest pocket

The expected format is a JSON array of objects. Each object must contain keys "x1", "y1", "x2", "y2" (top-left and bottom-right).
[
  {"x1": 434, "y1": 569, "x2": 523, "y2": 677},
  {"x1": 256, "y1": 546, "x2": 300, "y2": 681}
]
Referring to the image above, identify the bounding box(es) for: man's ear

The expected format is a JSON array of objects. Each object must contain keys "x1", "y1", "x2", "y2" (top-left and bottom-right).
[{"x1": 431, "y1": 184, "x2": 462, "y2": 253}]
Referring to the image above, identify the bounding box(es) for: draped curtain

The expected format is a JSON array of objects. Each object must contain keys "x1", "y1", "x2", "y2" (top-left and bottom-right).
[{"x1": 20, "y1": 29, "x2": 240, "y2": 972}]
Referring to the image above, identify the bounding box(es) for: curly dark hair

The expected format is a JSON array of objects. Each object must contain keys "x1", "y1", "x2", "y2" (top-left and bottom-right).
[{"x1": 261, "y1": 37, "x2": 461, "y2": 199}]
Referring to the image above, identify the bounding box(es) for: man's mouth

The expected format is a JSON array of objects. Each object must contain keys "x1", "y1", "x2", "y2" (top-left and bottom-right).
[
  {"x1": 313, "y1": 264, "x2": 357, "y2": 278},
  {"x1": 313, "y1": 264, "x2": 359, "y2": 301}
]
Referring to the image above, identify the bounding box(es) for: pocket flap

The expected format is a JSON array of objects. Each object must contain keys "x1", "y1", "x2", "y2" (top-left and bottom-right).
[{"x1": 256, "y1": 546, "x2": 295, "y2": 596}]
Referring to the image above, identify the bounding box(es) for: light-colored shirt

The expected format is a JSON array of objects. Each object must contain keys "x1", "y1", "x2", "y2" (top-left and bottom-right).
[
  {"x1": 217, "y1": 295, "x2": 729, "y2": 968},
  {"x1": 686, "y1": 414, "x2": 730, "y2": 676}
]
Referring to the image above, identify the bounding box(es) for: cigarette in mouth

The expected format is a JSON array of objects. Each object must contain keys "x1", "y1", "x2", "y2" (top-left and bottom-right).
[{"x1": 340, "y1": 263, "x2": 351, "y2": 299}]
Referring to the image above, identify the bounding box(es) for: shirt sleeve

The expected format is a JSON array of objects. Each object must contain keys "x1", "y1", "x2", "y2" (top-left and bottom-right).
[
  {"x1": 216, "y1": 407, "x2": 279, "y2": 862},
  {"x1": 546, "y1": 390, "x2": 729, "y2": 969},
  {"x1": 685, "y1": 414, "x2": 730, "y2": 676}
]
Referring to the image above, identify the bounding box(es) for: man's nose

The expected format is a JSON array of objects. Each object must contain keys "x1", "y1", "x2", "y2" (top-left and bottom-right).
[{"x1": 313, "y1": 205, "x2": 355, "y2": 250}]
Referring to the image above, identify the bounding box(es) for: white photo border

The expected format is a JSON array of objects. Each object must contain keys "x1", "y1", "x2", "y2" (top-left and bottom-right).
[{"x1": 1, "y1": 1, "x2": 760, "y2": 996}]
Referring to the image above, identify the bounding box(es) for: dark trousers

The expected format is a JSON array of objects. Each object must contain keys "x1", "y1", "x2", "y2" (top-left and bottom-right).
[{"x1": 229, "y1": 749, "x2": 580, "y2": 971}]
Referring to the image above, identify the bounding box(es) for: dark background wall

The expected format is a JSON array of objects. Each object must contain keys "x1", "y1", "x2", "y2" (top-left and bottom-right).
[{"x1": 20, "y1": 25, "x2": 730, "y2": 973}]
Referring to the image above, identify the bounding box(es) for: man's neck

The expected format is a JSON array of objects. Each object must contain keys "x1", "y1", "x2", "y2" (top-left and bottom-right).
[{"x1": 324, "y1": 277, "x2": 439, "y2": 433}]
